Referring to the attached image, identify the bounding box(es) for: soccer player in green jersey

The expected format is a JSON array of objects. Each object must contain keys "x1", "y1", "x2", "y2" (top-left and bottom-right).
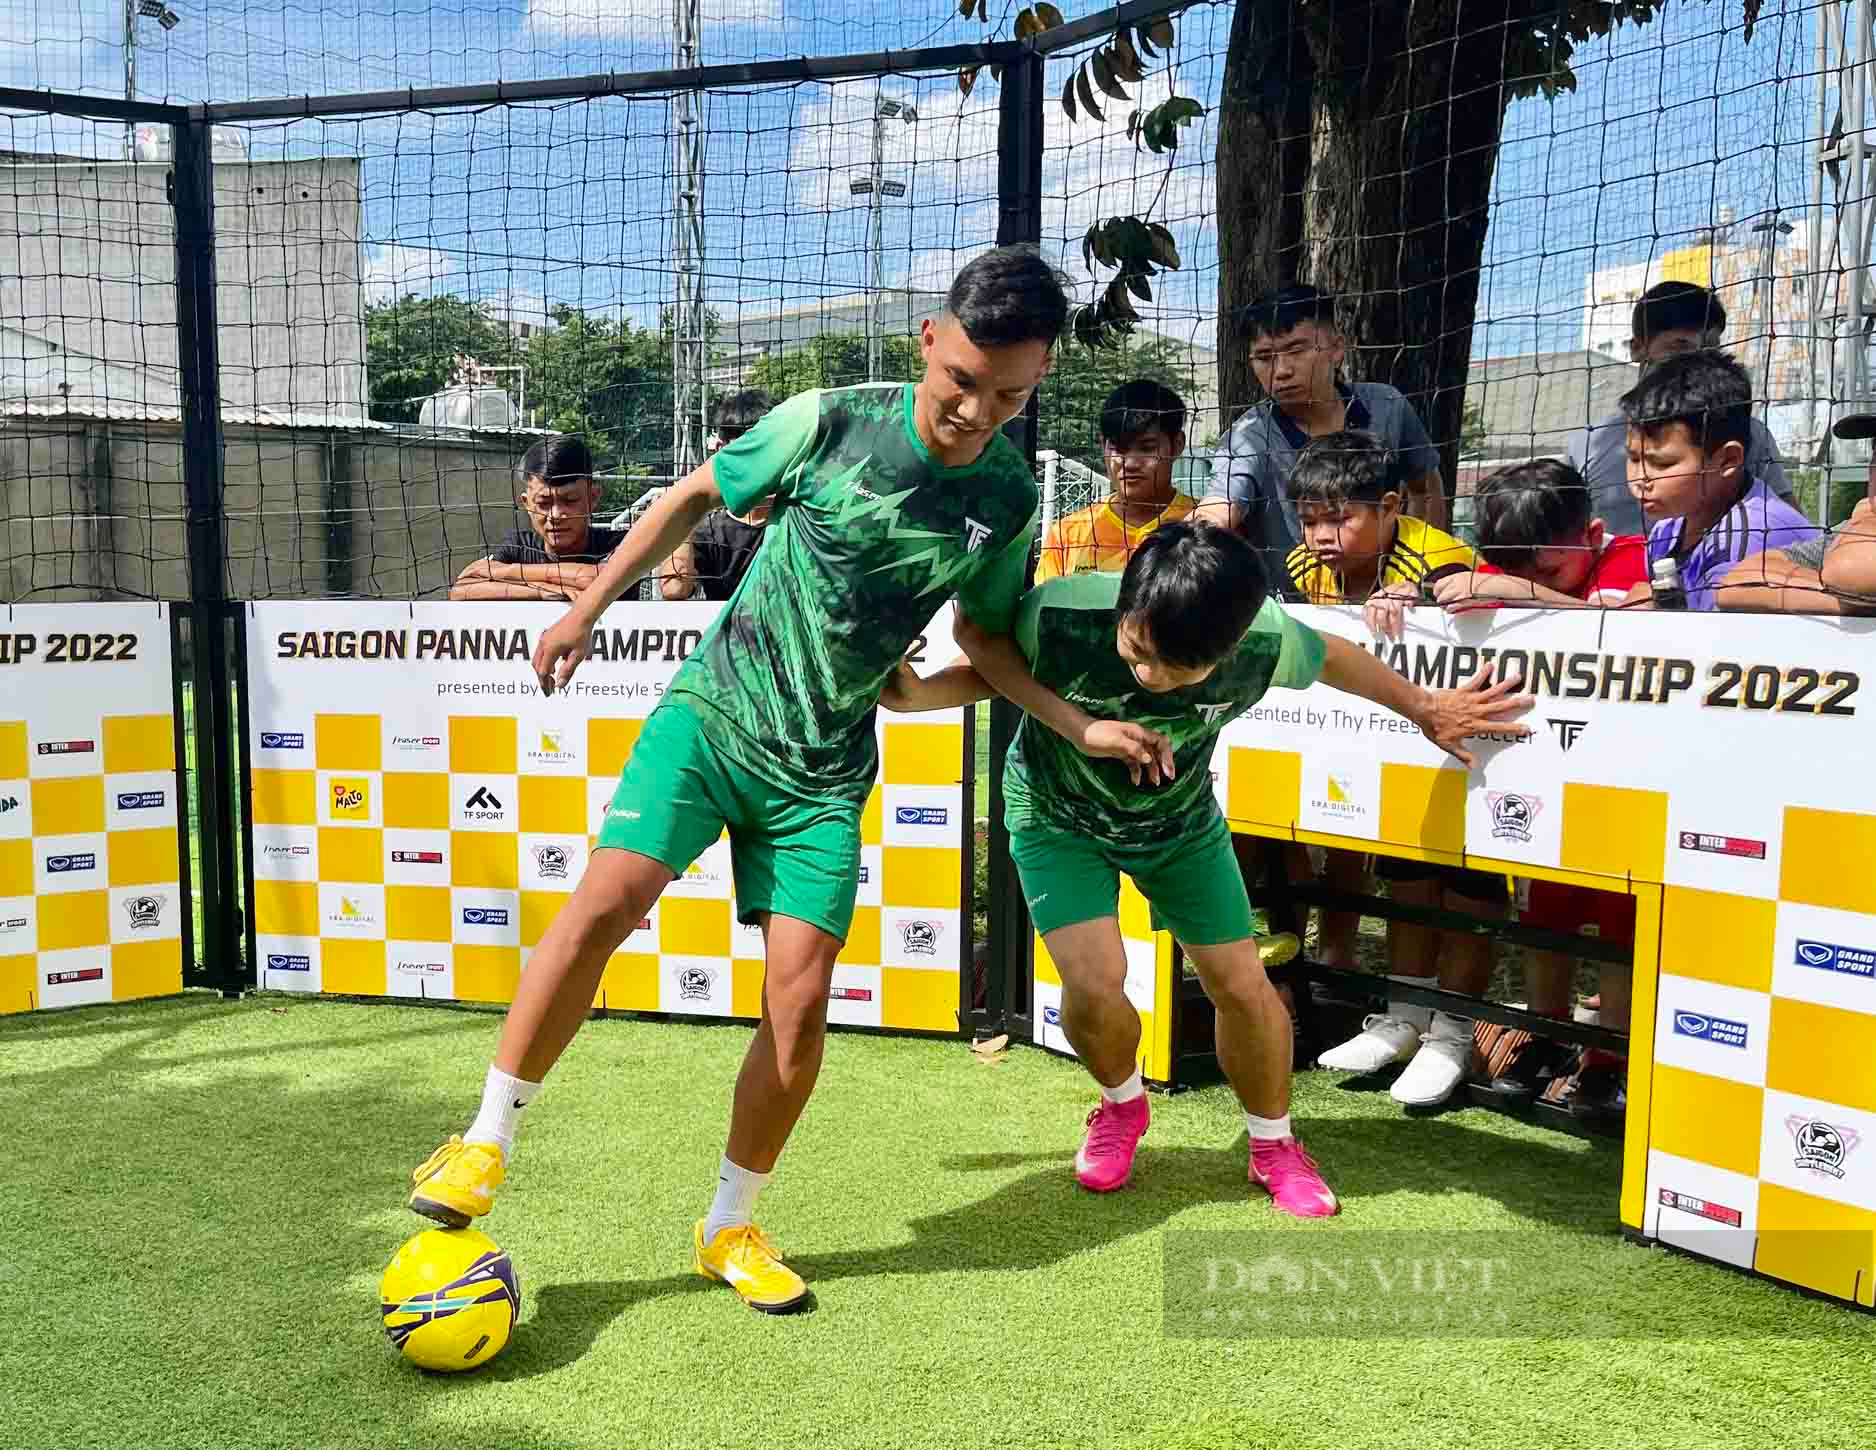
[
  {"x1": 883, "y1": 521, "x2": 1531, "y2": 1215},
  {"x1": 403, "y1": 247, "x2": 1172, "y2": 1313}
]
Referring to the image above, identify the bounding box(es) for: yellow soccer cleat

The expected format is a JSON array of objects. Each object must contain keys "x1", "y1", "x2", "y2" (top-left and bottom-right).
[
  {"x1": 1259, "y1": 932, "x2": 1301, "y2": 969},
  {"x1": 408, "y1": 1136, "x2": 506, "y2": 1228},
  {"x1": 692, "y1": 1220, "x2": 809, "y2": 1314}
]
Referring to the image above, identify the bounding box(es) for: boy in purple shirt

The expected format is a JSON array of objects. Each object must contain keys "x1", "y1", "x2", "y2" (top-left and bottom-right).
[{"x1": 1615, "y1": 351, "x2": 1818, "y2": 609}]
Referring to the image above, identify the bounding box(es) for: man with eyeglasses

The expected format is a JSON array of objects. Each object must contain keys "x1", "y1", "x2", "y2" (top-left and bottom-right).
[
  {"x1": 450, "y1": 434, "x2": 623, "y2": 601},
  {"x1": 659, "y1": 390, "x2": 777, "y2": 601},
  {"x1": 1195, "y1": 284, "x2": 1446, "y2": 584}
]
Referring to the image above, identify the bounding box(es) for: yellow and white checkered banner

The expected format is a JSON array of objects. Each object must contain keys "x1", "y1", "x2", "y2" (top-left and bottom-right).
[
  {"x1": 1216, "y1": 603, "x2": 1876, "y2": 1306},
  {"x1": 243, "y1": 601, "x2": 970, "y2": 1034},
  {"x1": 0, "y1": 605, "x2": 184, "y2": 1015}
]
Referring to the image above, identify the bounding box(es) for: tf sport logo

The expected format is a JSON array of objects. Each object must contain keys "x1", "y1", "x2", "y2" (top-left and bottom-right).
[
  {"x1": 1671, "y1": 1010, "x2": 1748, "y2": 1049},
  {"x1": 464, "y1": 786, "x2": 504, "y2": 821},
  {"x1": 894, "y1": 806, "x2": 948, "y2": 827}
]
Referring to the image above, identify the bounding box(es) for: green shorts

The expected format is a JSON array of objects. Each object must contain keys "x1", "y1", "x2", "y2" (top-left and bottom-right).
[
  {"x1": 1009, "y1": 805, "x2": 1255, "y2": 947},
  {"x1": 595, "y1": 696, "x2": 863, "y2": 940}
]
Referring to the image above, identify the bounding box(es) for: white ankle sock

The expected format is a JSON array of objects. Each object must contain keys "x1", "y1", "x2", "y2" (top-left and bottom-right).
[
  {"x1": 703, "y1": 1156, "x2": 771, "y2": 1245},
  {"x1": 1245, "y1": 1111, "x2": 1293, "y2": 1142},
  {"x1": 464, "y1": 1066, "x2": 541, "y2": 1161},
  {"x1": 1387, "y1": 974, "x2": 1437, "y2": 1031},
  {"x1": 1100, "y1": 1068, "x2": 1145, "y2": 1104}
]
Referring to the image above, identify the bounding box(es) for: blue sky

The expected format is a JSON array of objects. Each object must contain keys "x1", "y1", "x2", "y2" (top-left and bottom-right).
[{"x1": 0, "y1": 0, "x2": 1831, "y2": 369}]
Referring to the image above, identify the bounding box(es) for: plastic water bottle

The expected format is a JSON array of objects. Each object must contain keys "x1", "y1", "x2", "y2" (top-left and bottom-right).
[{"x1": 1651, "y1": 556, "x2": 1687, "y2": 610}]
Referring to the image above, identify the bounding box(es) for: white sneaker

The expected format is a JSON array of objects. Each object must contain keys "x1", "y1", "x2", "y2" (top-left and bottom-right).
[
  {"x1": 1317, "y1": 1014, "x2": 1421, "y2": 1072},
  {"x1": 1390, "y1": 1011, "x2": 1474, "y2": 1106}
]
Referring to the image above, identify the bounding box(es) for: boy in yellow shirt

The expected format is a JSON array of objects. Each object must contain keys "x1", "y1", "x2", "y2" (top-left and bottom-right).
[
  {"x1": 1036, "y1": 380, "x2": 1196, "y2": 581},
  {"x1": 1279, "y1": 431, "x2": 1503, "y2": 1109}
]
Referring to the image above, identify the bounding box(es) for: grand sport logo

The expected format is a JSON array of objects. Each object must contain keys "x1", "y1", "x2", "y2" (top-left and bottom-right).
[
  {"x1": 1795, "y1": 939, "x2": 1876, "y2": 980},
  {"x1": 894, "y1": 806, "x2": 948, "y2": 827}
]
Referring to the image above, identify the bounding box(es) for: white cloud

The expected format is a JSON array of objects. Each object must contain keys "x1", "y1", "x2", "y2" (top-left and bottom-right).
[
  {"x1": 361, "y1": 244, "x2": 457, "y2": 305},
  {"x1": 524, "y1": 0, "x2": 781, "y2": 41}
]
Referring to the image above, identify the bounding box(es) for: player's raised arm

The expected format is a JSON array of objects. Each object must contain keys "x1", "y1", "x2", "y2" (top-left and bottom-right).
[
  {"x1": 531, "y1": 464, "x2": 722, "y2": 694},
  {"x1": 954, "y1": 608, "x2": 1174, "y2": 788},
  {"x1": 878, "y1": 656, "x2": 995, "y2": 713},
  {"x1": 1312, "y1": 632, "x2": 1534, "y2": 769}
]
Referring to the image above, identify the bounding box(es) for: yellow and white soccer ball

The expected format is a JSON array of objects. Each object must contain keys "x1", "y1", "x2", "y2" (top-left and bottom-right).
[{"x1": 379, "y1": 1228, "x2": 520, "y2": 1372}]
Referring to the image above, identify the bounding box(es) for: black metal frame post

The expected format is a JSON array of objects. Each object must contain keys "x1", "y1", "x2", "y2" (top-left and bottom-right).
[
  {"x1": 984, "y1": 48, "x2": 1047, "y2": 1043},
  {"x1": 172, "y1": 117, "x2": 244, "y2": 998}
]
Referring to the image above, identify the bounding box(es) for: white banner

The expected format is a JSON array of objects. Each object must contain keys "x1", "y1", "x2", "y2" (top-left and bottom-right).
[
  {"x1": 243, "y1": 601, "x2": 971, "y2": 1033},
  {"x1": 0, "y1": 604, "x2": 182, "y2": 1014}
]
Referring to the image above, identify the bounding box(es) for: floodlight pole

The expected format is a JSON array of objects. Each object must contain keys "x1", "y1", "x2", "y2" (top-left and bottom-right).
[
  {"x1": 123, "y1": 0, "x2": 136, "y2": 158},
  {"x1": 671, "y1": 0, "x2": 708, "y2": 480}
]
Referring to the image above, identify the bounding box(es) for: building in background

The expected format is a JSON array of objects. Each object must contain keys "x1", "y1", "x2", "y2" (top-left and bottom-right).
[
  {"x1": 0, "y1": 154, "x2": 369, "y2": 425},
  {"x1": 1583, "y1": 210, "x2": 1820, "y2": 448}
]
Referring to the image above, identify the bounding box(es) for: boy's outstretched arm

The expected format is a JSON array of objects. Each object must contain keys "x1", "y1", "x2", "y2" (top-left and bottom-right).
[
  {"x1": 953, "y1": 611, "x2": 1176, "y2": 787},
  {"x1": 878, "y1": 657, "x2": 996, "y2": 713},
  {"x1": 532, "y1": 465, "x2": 722, "y2": 693},
  {"x1": 1315, "y1": 633, "x2": 1534, "y2": 769}
]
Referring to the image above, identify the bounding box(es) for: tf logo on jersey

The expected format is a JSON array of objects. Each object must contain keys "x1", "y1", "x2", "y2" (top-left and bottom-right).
[
  {"x1": 964, "y1": 517, "x2": 993, "y2": 553},
  {"x1": 1197, "y1": 702, "x2": 1232, "y2": 724}
]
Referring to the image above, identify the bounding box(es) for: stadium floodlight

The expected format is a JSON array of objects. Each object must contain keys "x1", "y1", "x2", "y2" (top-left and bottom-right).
[
  {"x1": 880, "y1": 180, "x2": 907, "y2": 198},
  {"x1": 850, "y1": 179, "x2": 874, "y2": 195},
  {"x1": 862, "y1": 97, "x2": 919, "y2": 379},
  {"x1": 138, "y1": 0, "x2": 181, "y2": 27}
]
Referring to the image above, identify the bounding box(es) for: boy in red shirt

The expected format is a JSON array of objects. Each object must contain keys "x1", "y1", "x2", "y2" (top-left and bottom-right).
[{"x1": 1432, "y1": 458, "x2": 1644, "y2": 1117}]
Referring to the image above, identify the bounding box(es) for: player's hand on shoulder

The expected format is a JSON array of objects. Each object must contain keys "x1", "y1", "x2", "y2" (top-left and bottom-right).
[
  {"x1": 1414, "y1": 666, "x2": 1535, "y2": 769},
  {"x1": 1080, "y1": 719, "x2": 1176, "y2": 788},
  {"x1": 533, "y1": 608, "x2": 594, "y2": 697}
]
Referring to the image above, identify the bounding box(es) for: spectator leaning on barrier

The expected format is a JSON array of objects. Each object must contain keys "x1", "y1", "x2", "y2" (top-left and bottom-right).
[
  {"x1": 1196, "y1": 284, "x2": 1447, "y2": 584},
  {"x1": 1285, "y1": 432, "x2": 1502, "y2": 1108},
  {"x1": 1720, "y1": 409, "x2": 1876, "y2": 615},
  {"x1": 1435, "y1": 460, "x2": 1645, "y2": 1119},
  {"x1": 1613, "y1": 350, "x2": 1817, "y2": 612},
  {"x1": 1568, "y1": 281, "x2": 1798, "y2": 537},
  {"x1": 450, "y1": 434, "x2": 624, "y2": 602},
  {"x1": 1431, "y1": 457, "x2": 1648, "y2": 612},
  {"x1": 1035, "y1": 379, "x2": 1196, "y2": 582},
  {"x1": 659, "y1": 390, "x2": 777, "y2": 602}
]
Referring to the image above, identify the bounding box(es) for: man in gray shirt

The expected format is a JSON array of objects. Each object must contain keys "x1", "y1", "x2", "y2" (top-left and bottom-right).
[
  {"x1": 1568, "y1": 281, "x2": 1795, "y2": 535},
  {"x1": 1196, "y1": 285, "x2": 1444, "y2": 583}
]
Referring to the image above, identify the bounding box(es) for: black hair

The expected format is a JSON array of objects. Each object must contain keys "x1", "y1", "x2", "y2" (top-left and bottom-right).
[
  {"x1": 1100, "y1": 379, "x2": 1187, "y2": 446},
  {"x1": 1632, "y1": 280, "x2": 1726, "y2": 342},
  {"x1": 1617, "y1": 349, "x2": 1753, "y2": 456},
  {"x1": 1238, "y1": 283, "x2": 1339, "y2": 343},
  {"x1": 713, "y1": 389, "x2": 773, "y2": 441},
  {"x1": 515, "y1": 434, "x2": 594, "y2": 489},
  {"x1": 1115, "y1": 520, "x2": 1270, "y2": 670},
  {"x1": 1473, "y1": 459, "x2": 1594, "y2": 569},
  {"x1": 944, "y1": 244, "x2": 1070, "y2": 348},
  {"x1": 1285, "y1": 429, "x2": 1397, "y2": 508}
]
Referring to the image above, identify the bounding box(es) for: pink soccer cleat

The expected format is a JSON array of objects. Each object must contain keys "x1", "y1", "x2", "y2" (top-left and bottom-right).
[
  {"x1": 1249, "y1": 1136, "x2": 1341, "y2": 1218},
  {"x1": 1074, "y1": 1095, "x2": 1149, "y2": 1192}
]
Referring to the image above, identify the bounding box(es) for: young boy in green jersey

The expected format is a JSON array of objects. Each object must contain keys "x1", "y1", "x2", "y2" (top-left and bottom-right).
[
  {"x1": 883, "y1": 521, "x2": 1532, "y2": 1215},
  {"x1": 404, "y1": 247, "x2": 1174, "y2": 1314}
]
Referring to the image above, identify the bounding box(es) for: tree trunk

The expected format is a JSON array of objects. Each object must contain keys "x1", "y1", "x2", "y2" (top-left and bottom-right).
[
  {"x1": 1213, "y1": 0, "x2": 1316, "y2": 435},
  {"x1": 1213, "y1": 0, "x2": 1514, "y2": 506}
]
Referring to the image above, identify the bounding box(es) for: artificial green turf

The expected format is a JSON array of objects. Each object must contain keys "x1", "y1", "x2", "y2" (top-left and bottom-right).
[{"x1": 6, "y1": 995, "x2": 1873, "y2": 1450}]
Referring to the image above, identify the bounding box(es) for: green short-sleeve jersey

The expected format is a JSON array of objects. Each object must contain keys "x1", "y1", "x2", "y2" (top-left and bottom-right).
[
  {"x1": 1003, "y1": 571, "x2": 1326, "y2": 845},
  {"x1": 670, "y1": 382, "x2": 1039, "y2": 796}
]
